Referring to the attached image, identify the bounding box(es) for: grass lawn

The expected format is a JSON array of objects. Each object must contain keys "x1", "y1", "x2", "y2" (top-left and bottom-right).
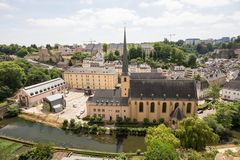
[{"x1": 0, "y1": 138, "x2": 30, "y2": 160}]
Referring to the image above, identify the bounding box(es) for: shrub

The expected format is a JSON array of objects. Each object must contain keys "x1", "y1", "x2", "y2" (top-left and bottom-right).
[
  {"x1": 143, "y1": 118, "x2": 149, "y2": 124},
  {"x1": 136, "y1": 149, "x2": 141, "y2": 155},
  {"x1": 152, "y1": 119, "x2": 157, "y2": 124},
  {"x1": 232, "y1": 138, "x2": 240, "y2": 145},
  {"x1": 116, "y1": 116, "x2": 123, "y2": 123},
  {"x1": 69, "y1": 119, "x2": 76, "y2": 130},
  {"x1": 62, "y1": 119, "x2": 68, "y2": 130},
  {"x1": 5, "y1": 104, "x2": 19, "y2": 118},
  {"x1": 42, "y1": 102, "x2": 50, "y2": 113},
  {"x1": 158, "y1": 118, "x2": 164, "y2": 124}
]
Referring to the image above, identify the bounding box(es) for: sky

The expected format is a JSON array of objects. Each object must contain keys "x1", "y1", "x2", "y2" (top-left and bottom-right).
[{"x1": 0, "y1": 0, "x2": 240, "y2": 46}]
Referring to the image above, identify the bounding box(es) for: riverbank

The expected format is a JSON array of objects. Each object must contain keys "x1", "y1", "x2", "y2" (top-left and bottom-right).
[
  {"x1": 19, "y1": 112, "x2": 62, "y2": 128},
  {"x1": 0, "y1": 135, "x2": 137, "y2": 158}
]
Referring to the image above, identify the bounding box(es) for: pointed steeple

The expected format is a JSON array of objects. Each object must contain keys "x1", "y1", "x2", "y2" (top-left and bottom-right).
[{"x1": 122, "y1": 27, "x2": 128, "y2": 75}]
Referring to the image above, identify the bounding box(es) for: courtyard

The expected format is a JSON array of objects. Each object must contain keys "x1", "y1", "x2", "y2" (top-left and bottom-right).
[{"x1": 21, "y1": 90, "x2": 89, "y2": 123}]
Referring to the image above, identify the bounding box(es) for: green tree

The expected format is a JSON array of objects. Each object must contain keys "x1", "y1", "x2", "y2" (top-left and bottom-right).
[
  {"x1": 71, "y1": 52, "x2": 88, "y2": 62},
  {"x1": 188, "y1": 54, "x2": 197, "y2": 68},
  {"x1": 16, "y1": 48, "x2": 29, "y2": 57},
  {"x1": 196, "y1": 44, "x2": 208, "y2": 54},
  {"x1": 0, "y1": 62, "x2": 26, "y2": 100},
  {"x1": 62, "y1": 119, "x2": 68, "y2": 130},
  {"x1": 176, "y1": 117, "x2": 219, "y2": 151},
  {"x1": 26, "y1": 68, "x2": 51, "y2": 86},
  {"x1": 208, "y1": 85, "x2": 220, "y2": 103},
  {"x1": 145, "y1": 141, "x2": 179, "y2": 160},
  {"x1": 114, "y1": 50, "x2": 120, "y2": 56},
  {"x1": 48, "y1": 68, "x2": 62, "y2": 79},
  {"x1": 145, "y1": 124, "x2": 180, "y2": 147},
  {"x1": 19, "y1": 143, "x2": 54, "y2": 160},
  {"x1": 103, "y1": 43, "x2": 108, "y2": 53}
]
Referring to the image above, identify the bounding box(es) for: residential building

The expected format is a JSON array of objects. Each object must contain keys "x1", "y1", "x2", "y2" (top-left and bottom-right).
[
  {"x1": 63, "y1": 67, "x2": 118, "y2": 90},
  {"x1": 87, "y1": 28, "x2": 198, "y2": 128},
  {"x1": 18, "y1": 78, "x2": 65, "y2": 108},
  {"x1": 108, "y1": 43, "x2": 124, "y2": 55},
  {"x1": 221, "y1": 80, "x2": 240, "y2": 101},
  {"x1": 185, "y1": 38, "x2": 201, "y2": 46}
]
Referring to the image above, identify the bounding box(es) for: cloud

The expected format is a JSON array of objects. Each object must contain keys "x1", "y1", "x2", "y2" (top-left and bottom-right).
[
  {"x1": 0, "y1": 1, "x2": 14, "y2": 11},
  {"x1": 79, "y1": 0, "x2": 93, "y2": 5},
  {"x1": 139, "y1": 0, "x2": 183, "y2": 11},
  {"x1": 27, "y1": 8, "x2": 138, "y2": 29},
  {"x1": 139, "y1": 0, "x2": 240, "y2": 9}
]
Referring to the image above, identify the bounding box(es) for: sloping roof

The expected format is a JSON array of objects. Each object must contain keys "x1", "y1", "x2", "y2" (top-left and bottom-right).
[
  {"x1": 130, "y1": 79, "x2": 197, "y2": 100},
  {"x1": 45, "y1": 94, "x2": 63, "y2": 102},
  {"x1": 23, "y1": 78, "x2": 65, "y2": 97},
  {"x1": 65, "y1": 67, "x2": 116, "y2": 74},
  {"x1": 130, "y1": 73, "x2": 166, "y2": 80},
  {"x1": 170, "y1": 107, "x2": 184, "y2": 121},
  {"x1": 223, "y1": 80, "x2": 240, "y2": 90},
  {"x1": 87, "y1": 89, "x2": 128, "y2": 106}
]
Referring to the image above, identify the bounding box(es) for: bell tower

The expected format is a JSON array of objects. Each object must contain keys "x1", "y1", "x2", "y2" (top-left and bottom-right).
[{"x1": 121, "y1": 27, "x2": 130, "y2": 97}]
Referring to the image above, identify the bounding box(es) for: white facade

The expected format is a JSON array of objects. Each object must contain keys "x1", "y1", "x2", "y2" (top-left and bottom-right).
[{"x1": 221, "y1": 88, "x2": 240, "y2": 101}]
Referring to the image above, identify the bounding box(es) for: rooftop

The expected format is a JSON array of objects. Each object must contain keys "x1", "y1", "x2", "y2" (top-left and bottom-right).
[
  {"x1": 65, "y1": 67, "x2": 116, "y2": 74},
  {"x1": 23, "y1": 78, "x2": 65, "y2": 97},
  {"x1": 223, "y1": 80, "x2": 240, "y2": 90},
  {"x1": 130, "y1": 79, "x2": 197, "y2": 100}
]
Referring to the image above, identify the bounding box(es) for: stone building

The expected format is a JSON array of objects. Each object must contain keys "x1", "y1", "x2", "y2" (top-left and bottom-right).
[
  {"x1": 86, "y1": 28, "x2": 198, "y2": 127},
  {"x1": 63, "y1": 67, "x2": 118, "y2": 90},
  {"x1": 221, "y1": 80, "x2": 240, "y2": 101},
  {"x1": 18, "y1": 78, "x2": 65, "y2": 108}
]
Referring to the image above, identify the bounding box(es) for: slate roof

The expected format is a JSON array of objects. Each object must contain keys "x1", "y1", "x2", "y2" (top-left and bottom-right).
[
  {"x1": 129, "y1": 79, "x2": 197, "y2": 100},
  {"x1": 170, "y1": 107, "x2": 184, "y2": 121},
  {"x1": 23, "y1": 78, "x2": 65, "y2": 97},
  {"x1": 130, "y1": 73, "x2": 166, "y2": 80},
  {"x1": 45, "y1": 94, "x2": 63, "y2": 102},
  {"x1": 65, "y1": 67, "x2": 116, "y2": 74},
  {"x1": 223, "y1": 80, "x2": 240, "y2": 90},
  {"x1": 87, "y1": 89, "x2": 128, "y2": 106}
]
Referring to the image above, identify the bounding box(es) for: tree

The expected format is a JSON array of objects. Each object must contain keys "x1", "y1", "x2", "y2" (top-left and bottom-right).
[
  {"x1": 145, "y1": 141, "x2": 179, "y2": 160},
  {"x1": 0, "y1": 85, "x2": 12, "y2": 101},
  {"x1": 25, "y1": 68, "x2": 51, "y2": 86},
  {"x1": 46, "y1": 44, "x2": 52, "y2": 50},
  {"x1": 103, "y1": 43, "x2": 108, "y2": 53},
  {"x1": 62, "y1": 119, "x2": 68, "y2": 130},
  {"x1": 19, "y1": 143, "x2": 54, "y2": 160},
  {"x1": 114, "y1": 50, "x2": 119, "y2": 56},
  {"x1": 176, "y1": 117, "x2": 219, "y2": 151},
  {"x1": 208, "y1": 85, "x2": 220, "y2": 103},
  {"x1": 71, "y1": 52, "x2": 88, "y2": 62},
  {"x1": 16, "y1": 48, "x2": 29, "y2": 57},
  {"x1": 68, "y1": 60, "x2": 73, "y2": 66},
  {"x1": 0, "y1": 61, "x2": 26, "y2": 96},
  {"x1": 49, "y1": 68, "x2": 62, "y2": 79},
  {"x1": 196, "y1": 44, "x2": 208, "y2": 54},
  {"x1": 188, "y1": 54, "x2": 197, "y2": 68},
  {"x1": 145, "y1": 124, "x2": 180, "y2": 147},
  {"x1": 6, "y1": 105, "x2": 20, "y2": 118}
]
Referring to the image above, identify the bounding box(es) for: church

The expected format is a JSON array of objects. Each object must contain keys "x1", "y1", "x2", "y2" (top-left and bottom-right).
[{"x1": 86, "y1": 28, "x2": 198, "y2": 127}]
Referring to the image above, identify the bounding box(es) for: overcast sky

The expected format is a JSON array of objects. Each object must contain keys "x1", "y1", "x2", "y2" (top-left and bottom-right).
[{"x1": 0, "y1": 0, "x2": 240, "y2": 46}]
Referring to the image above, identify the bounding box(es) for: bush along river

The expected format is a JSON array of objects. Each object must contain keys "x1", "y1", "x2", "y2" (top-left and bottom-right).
[{"x1": 0, "y1": 117, "x2": 146, "y2": 153}]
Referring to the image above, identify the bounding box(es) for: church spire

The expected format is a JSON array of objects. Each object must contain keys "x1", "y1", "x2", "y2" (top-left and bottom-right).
[{"x1": 122, "y1": 27, "x2": 128, "y2": 75}]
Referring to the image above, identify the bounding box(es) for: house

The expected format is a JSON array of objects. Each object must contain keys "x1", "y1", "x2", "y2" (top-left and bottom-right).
[
  {"x1": 185, "y1": 38, "x2": 201, "y2": 46},
  {"x1": 221, "y1": 80, "x2": 240, "y2": 101},
  {"x1": 18, "y1": 78, "x2": 65, "y2": 108}
]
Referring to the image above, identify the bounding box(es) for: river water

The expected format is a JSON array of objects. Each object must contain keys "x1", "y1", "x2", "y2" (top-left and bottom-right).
[{"x1": 0, "y1": 117, "x2": 146, "y2": 153}]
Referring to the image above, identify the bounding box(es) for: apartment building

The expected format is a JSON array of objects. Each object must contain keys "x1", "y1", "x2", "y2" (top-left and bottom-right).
[{"x1": 63, "y1": 67, "x2": 118, "y2": 90}]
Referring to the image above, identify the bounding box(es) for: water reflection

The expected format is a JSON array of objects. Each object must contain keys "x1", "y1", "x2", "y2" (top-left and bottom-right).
[{"x1": 0, "y1": 118, "x2": 146, "y2": 152}]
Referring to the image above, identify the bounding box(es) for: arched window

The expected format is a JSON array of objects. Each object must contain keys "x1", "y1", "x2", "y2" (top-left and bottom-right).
[
  {"x1": 162, "y1": 102, "x2": 167, "y2": 113},
  {"x1": 124, "y1": 77, "x2": 127, "y2": 82},
  {"x1": 139, "y1": 102, "x2": 144, "y2": 112},
  {"x1": 187, "y1": 103, "x2": 192, "y2": 113},
  {"x1": 174, "y1": 102, "x2": 179, "y2": 110},
  {"x1": 150, "y1": 102, "x2": 155, "y2": 113}
]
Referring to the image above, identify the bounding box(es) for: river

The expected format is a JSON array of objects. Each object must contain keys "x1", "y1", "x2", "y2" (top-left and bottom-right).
[{"x1": 0, "y1": 117, "x2": 146, "y2": 153}]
